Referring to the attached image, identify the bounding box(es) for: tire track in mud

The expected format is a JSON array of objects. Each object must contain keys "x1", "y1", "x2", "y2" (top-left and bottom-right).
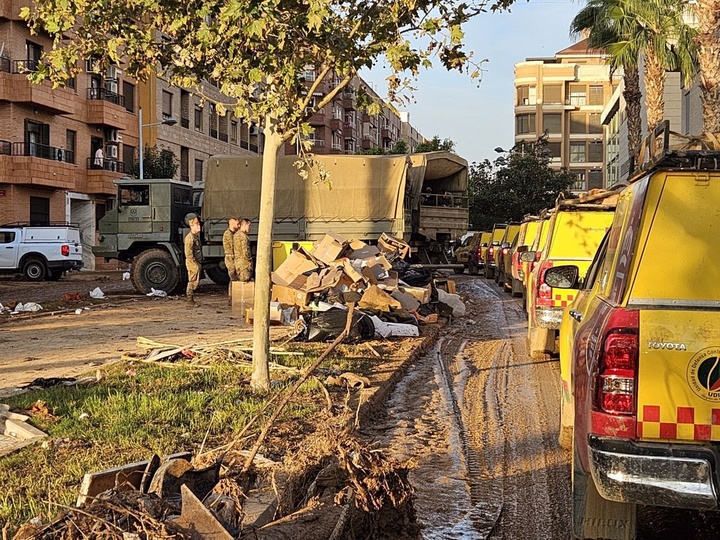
[{"x1": 363, "y1": 275, "x2": 570, "y2": 539}]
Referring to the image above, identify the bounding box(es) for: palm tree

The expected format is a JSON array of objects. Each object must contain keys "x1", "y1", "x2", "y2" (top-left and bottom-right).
[
  {"x1": 571, "y1": 0, "x2": 643, "y2": 153},
  {"x1": 693, "y1": 0, "x2": 720, "y2": 133},
  {"x1": 571, "y1": 0, "x2": 697, "y2": 143}
]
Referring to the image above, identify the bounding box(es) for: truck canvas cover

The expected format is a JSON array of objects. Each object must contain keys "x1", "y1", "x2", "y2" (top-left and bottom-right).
[{"x1": 203, "y1": 154, "x2": 409, "y2": 225}]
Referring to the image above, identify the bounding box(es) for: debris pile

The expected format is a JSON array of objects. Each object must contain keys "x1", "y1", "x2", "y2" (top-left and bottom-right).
[{"x1": 265, "y1": 233, "x2": 464, "y2": 341}]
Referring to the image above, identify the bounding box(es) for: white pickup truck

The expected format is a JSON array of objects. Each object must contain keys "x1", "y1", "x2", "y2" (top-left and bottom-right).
[{"x1": 0, "y1": 224, "x2": 84, "y2": 281}]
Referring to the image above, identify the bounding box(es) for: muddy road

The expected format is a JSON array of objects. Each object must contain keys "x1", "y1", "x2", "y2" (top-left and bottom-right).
[{"x1": 363, "y1": 275, "x2": 571, "y2": 539}]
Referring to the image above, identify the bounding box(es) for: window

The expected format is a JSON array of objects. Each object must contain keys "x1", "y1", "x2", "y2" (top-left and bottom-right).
[
  {"x1": 588, "y1": 141, "x2": 603, "y2": 162},
  {"x1": 120, "y1": 185, "x2": 150, "y2": 205},
  {"x1": 25, "y1": 120, "x2": 49, "y2": 158},
  {"x1": 569, "y1": 112, "x2": 586, "y2": 134},
  {"x1": 0, "y1": 231, "x2": 16, "y2": 244},
  {"x1": 684, "y1": 91, "x2": 692, "y2": 134},
  {"x1": 231, "y1": 121, "x2": 238, "y2": 143},
  {"x1": 173, "y1": 186, "x2": 192, "y2": 205},
  {"x1": 546, "y1": 141, "x2": 562, "y2": 158},
  {"x1": 571, "y1": 171, "x2": 586, "y2": 191},
  {"x1": 569, "y1": 84, "x2": 586, "y2": 106},
  {"x1": 65, "y1": 130, "x2": 76, "y2": 164},
  {"x1": 123, "y1": 81, "x2": 135, "y2": 113},
  {"x1": 589, "y1": 113, "x2": 603, "y2": 134},
  {"x1": 588, "y1": 170, "x2": 604, "y2": 190},
  {"x1": 194, "y1": 106, "x2": 203, "y2": 131},
  {"x1": 162, "y1": 90, "x2": 173, "y2": 120},
  {"x1": 589, "y1": 85, "x2": 604, "y2": 106},
  {"x1": 180, "y1": 147, "x2": 189, "y2": 182},
  {"x1": 515, "y1": 113, "x2": 535, "y2": 135},
  {"x1": 543, "y1": 85, "x2": 562, "y2": 104},
  {"x1": 194, "y1": 159, "x2": 203, "y2": 182},
  {"x1": 30, "y1": 196, "x2": 50, "y2": 225},
  {"x1": 123, "y1": 144, "x2": 135, "y2": 172},
  {"x1": 209, "y1": 104, "x2": 218, "y2": 139},
  {"x1": 517, "y1": 85, "x2": 536, "y2": 106},
  {"x1": 95, "y1": 203, "x2": 106, "y2": 229},
  {"x1": 25, "y1": 41, "x2": 42, "y2": 72},
  {"x1": 180, "y1": 90, "x2": 190, "y2": 128},
  {"x1": 543, "y1": 113, "x2": 562, "y2": 133},
  {"x1": 570, "y1": 142, "x2": 586, "y2": 163}
]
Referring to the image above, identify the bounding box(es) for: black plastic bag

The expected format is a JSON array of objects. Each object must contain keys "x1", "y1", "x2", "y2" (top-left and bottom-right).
[
  {"x1": 298, "y1": 308, "x2": 375, "y2": 343},
  {"x1": 391, "y1": 259, "x2": 432, "y2": 287}
]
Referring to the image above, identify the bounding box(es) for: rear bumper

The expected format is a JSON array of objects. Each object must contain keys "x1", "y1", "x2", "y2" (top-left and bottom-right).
[
  {"x1": 588, "y1": 435, "x2": 719, "y2": 510},
  {"x1": 47, "y1": 259, "x2": 84, "y2": 272},
  {"x1": 535, "y1": 306, "x2": 563, "y2": 328}
]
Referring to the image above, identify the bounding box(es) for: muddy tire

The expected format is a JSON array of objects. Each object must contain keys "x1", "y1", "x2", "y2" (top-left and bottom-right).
[
  {"x1": 131, "y1": 249, "x2": 181, "y2": 295},
  {"x1": 528, "y1": 325, "x2": 553, "y2": 359},
  {"x1": 485, "y1": 266, "x2": 494, "y2": 280},
  {"x1": 559, "y1": 396, "x2": 573, "y2": 450},
  {"x1": 454, "y1": 265, "x2": 465, "y2": 275},
  {"x1": 469, "y1": 261, "x2": 478, "y2": 275},
  {"x1": 511, "y1": 278, "x2": 523, "y2": 298},
  {"x1": 22, "y1": 257, "x2": 47, "y2": 282},
  {"x1": 572, "y1": 445, "x2": 636, "y2": 539},
  {"x1": 206, "y1": 264, "x2": 230, "y2": 285}
]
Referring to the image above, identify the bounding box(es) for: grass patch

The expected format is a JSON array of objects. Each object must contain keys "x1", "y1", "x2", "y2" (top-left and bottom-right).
[{"x1": 0, "y1": 355, "x2": 344, "y2": 531}]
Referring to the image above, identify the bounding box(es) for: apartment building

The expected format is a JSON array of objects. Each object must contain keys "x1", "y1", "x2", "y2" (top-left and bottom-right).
[
  {"x1": 513, "y1": 39, "x2": 619, "y2": 192},
  {"x1": 0, "y1": 0, "x2": 257, "y2": 269},
  {"x1": 282, "y1": 70, "x2": 421, "y2": 156}
]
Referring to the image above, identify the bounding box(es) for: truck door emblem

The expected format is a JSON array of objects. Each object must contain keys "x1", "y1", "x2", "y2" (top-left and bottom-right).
[
  {"x1": 647, "y1": 341, "x2": 686, "y2": 351},
  {"x1": 687, "y1": 348, "x2": 720, "y2": 402}
]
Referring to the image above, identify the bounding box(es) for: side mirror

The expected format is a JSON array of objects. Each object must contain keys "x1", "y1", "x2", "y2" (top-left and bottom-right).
[
  {"x1": 520, "y1": 251, "x2": 536, "y2": 263},
  {"x1": 544, "y1": 265, "x2": 580, "y2": 289}
]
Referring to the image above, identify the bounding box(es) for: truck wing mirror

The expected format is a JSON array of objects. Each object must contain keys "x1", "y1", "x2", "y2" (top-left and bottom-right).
[
  {"x1": 520, "y1": 251, "x2": 536, "y2": 263},
  {"x1": 544, "y1": 265, "x2": 580, "y2": 289}
]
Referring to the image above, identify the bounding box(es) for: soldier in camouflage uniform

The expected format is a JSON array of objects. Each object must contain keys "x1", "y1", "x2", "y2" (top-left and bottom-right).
[
  {"x1": 233, "y1": 218, "x2": 253, "y2": 282},
  {"x1": 184, "y1": 217, "x2": 203, "y2": 305},
  {"x1": 223, "y1": 217, "x2": 239, "y2": 304}
]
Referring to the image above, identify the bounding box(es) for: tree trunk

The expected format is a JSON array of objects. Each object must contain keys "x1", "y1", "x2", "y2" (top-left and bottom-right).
[
  {"x1": 251, "y1": 115, "x2": 282, "y2": 392},
  {"x1": 694, "y1": 0, "x2": 720, "y2": 134},
  {"x1": 643, "y1": 46, "x2": 666, "y2": 133},
  {"x1": 623, "y1": 65, "x2": 643, "y2": 155}
]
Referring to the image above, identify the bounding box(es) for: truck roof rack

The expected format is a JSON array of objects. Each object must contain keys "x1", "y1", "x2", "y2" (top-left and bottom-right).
[
  {"x1": 629, "y1": 120, "x2": 720, "y2": 183},
  {"x1": 0, "y1": 221, "x2": 80, "y2": 228}
]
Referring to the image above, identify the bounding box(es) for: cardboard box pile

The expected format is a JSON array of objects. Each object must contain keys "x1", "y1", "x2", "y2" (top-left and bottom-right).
[{"x1": 269, "y1": 233, "x2": 441, "y2": 322}]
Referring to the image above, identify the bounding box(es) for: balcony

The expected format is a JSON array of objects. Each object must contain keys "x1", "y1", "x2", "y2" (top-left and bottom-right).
[
  {"x1": 381, "y1": 128, "x2": 392, "y2": 140},
  {"x1": 361, "y1": 138, "x2": 374, "y2": 150},
  {"x1": 86, "y1": 87, "x2": 127, "y2": 127},
  {"x1": 342, "y1": 92, "x2": 355, "y2": 110},
  {"x1": 85, "y1": 157, "x2": 125, "y2": 194},
  {"x1": 343, "y1": 123, "x2": 356, "y2": 140},
  {"x1": 0, "y1": 142, "x2": 77, "y2": 189},
  {"x1": 330, "y1": 118, "x2": 343, "y2": 131},
  {"x1": 309, "y1": 111, "x2": 326, "y2": 126},
  {"x1": 0, "y1": 62, "x2": 76, "y2": 115}
]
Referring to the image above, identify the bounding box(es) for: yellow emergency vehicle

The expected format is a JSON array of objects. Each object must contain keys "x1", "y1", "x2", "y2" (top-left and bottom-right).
[{"x1": 548, "y1": 122, "x2": 720, "y2": 540}]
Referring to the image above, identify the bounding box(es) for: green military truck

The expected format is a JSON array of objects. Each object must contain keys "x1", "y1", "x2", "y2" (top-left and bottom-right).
[{"x1": 93, "y1": 151, "x2": 469, "y2": 294}]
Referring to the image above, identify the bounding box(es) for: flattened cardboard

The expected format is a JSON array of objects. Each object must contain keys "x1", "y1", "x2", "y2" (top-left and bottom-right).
[
  {"x1": 391, "y1": 289, "x2": 421, "y2": 311},
  {"x1": 271, "y1": 251, "x2": 318, "y2": 288},
  {"x1": 342, "y1": 259, "x2": 365, "y2": 283},
  {"x1": 400, "y1": 284, "x2": 431, "y2": 305},
  {"x1": 309, "y1": 233, "x2": 348, "y2": 264},
  {"x1": 358, "y1": 285, "x2": 402, "y2": 312},
  {"x1": 350, "y1": 245, "x2": 381, "y2": 260},
  {"x1": 246, "y1": 302, "x2": 283, "y2": 325}
]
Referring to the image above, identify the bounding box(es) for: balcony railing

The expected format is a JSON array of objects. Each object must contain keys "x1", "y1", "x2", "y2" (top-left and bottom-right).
[
  {"x1": 11, "y1": 59, "x2": 39, "y2": 74},
  {"x1": 86, "y1": 157, "x2": 125, "y2": 172},
  {"x1": 87, "y1": 87, "x2": 125, "y2": 107},
  {"x1": 0, "y1": 58, "x2": 9, "y2": 73},
  {"x1": 0, "y1": 140, "x2": 11, "y2": 155},
  {"x1": 219, "y1": 132, "x2": 228, "y2": 142},
  {"x1": 12, "y1": 142, "x2": 75, "y2": 163},
  {"x1": 181, "y1": 118, "x2": 190, "y2": 128}
]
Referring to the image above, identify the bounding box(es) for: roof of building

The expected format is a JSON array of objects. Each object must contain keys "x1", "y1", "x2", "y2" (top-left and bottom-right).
[{"x1": 555, "y1": 38, "x2": 606, "y2": 57}]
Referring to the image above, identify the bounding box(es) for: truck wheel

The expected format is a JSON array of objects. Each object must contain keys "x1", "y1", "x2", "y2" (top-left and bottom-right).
[
  {"x1": 48, "y1": 269, "x2": 64, "y2": 281},
  {"x1": 454, "y1": 266, "x2": 465, "y2": 275},
  {"x1": 485, "y1": 267, "x2": 494, "y2": 280},
  {"x1": 511, "y1": 278, "x2": 522, "y2": 298},
  {"x1": 23, "y1": 258, "x2": 47, "y2": 281},
  {"x1": 206, "y1": 265, "x2": 230, "y2": 285},
  {"x1": 469, "y1": 261, "x2": 477, "y2": 275},
  {"x1": 572, "y1": 445, "x2": 637, "y2": 539},
  {"x1": 131, "y1": 249, "x2": 180, "y2": 295}
]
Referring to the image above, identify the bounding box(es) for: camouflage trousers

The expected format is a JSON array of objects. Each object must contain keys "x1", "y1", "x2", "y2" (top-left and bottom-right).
[{"x1": 186, "y1": 263, "x2": 201, "y2": 298}]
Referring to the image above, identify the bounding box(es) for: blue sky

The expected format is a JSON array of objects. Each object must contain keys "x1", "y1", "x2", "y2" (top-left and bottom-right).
[{"x1": 362, "y1": 0, "x2": 582, "y2": 165}]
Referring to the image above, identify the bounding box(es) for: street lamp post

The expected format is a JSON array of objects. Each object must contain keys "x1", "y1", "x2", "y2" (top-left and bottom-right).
[{"x1": 138, "y1": 107, "x2": 177, "y2": 180}]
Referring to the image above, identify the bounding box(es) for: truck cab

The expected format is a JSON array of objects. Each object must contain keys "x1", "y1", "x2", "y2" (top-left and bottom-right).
[{"x1": 94, "y1": 178, "x2": 200, "y2": 293}]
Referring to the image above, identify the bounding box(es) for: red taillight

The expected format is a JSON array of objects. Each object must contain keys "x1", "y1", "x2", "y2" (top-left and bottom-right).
[
  {"x1": 536, "y1": 260, "x2": 554, "y2": 306},
  {"x1": 502, "y1": 247, "x2": 509, "y2": 256},
  {"x1": 595, "y1": 309, "x2": 639, "y2": 416},
  {"x1": 61, "y1": 245, "x2": 70, "y2": 257},
  {"x1": 488, "y1": 246, "x2": 495, "y2": 257}
]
